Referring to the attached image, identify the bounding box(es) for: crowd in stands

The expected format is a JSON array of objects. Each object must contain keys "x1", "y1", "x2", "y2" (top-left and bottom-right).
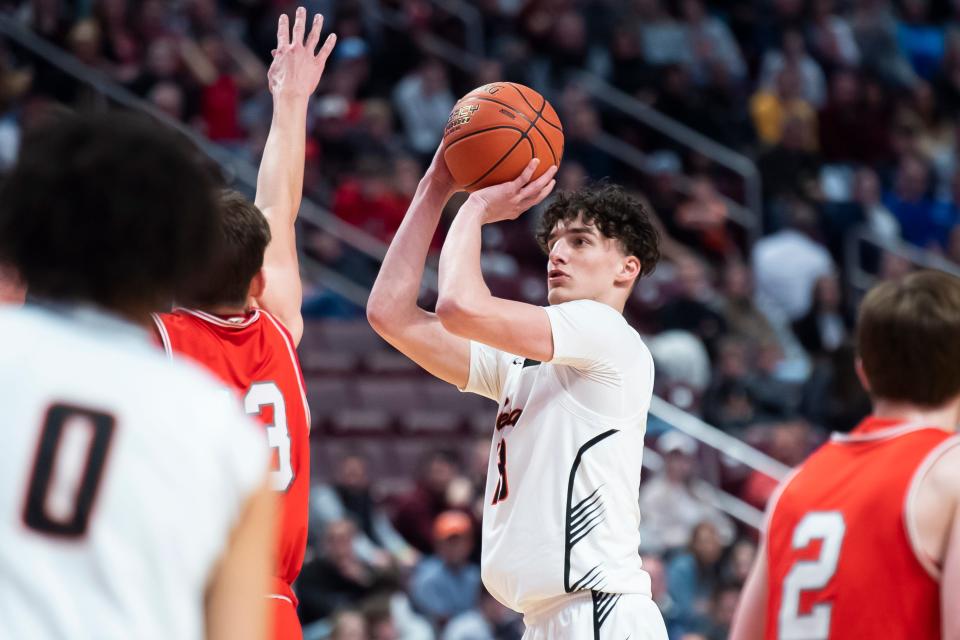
[{"x1": 2, "y1": 0, "x2": 960, "y2": 638}]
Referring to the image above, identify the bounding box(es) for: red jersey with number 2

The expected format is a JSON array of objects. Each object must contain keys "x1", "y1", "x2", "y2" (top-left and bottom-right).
[
  {"x1": 153, "y1": 308, "x2": 310, "y2": 604},
  {"x1": 765, "y1": 417, "x2": 958, "y2": 640}
]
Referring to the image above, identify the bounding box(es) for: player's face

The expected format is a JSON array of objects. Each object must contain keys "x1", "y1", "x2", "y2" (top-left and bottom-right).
[{"x1": 545, "y1": 215, "x2": 627, "y2": 305}]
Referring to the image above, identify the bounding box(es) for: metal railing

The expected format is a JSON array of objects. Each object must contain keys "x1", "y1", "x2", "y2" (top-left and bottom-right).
[
  {"x1": 575, "y1": 73, "x2": 762, "y2": 239},
  {"x1": 426, "y1": 0, "x2": 486, "y2": 59},
  {"x1": 0, "y1": 12, "x2": 385, "y2": 309},
  {"x1": 845, "y1": 225, "x2": 960, "y2": 293},
  {"x1": 643, "y1": 448, "x2": 765, "y2": 530}
]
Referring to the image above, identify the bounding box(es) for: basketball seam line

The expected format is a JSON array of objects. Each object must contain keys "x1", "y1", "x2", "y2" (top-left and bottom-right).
[
  {"x1": 503, "y1": 85, "x2": 560, "y2": 163},
  {"x1": 506, "y1": 82, "x2": 563, "y2": 131},
  {"x1": 465, "y1": 111, "x2": 543, "y2": 190}
]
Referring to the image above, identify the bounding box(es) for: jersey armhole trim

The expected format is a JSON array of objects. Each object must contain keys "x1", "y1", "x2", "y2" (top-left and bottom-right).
[
  {"x1": 762, "y1": 466, "x2": 803, "y2": 538},
  {"x1": 151, "y1": 313, "x2": 173, "y2": 359},
  {"x1": 261, "y1": 310, "x2": 312, "y2": 432},
  {"x1": 903, "y1": 436, "x2": 960, "y2": 581}
]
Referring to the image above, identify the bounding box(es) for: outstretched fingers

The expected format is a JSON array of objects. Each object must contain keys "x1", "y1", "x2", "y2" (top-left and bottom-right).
[
  {"x1": 292, "y1": 6, "x2": 306, "y2": 46},
  {"x1": 276, "y1": 13, "x2": 289, "y2": 49},
  {"x1": 317, "y1": 32, "x2": 337, "y2": 62},
  {"x1": 518, "y1": 164, "x2": 558, "y2": 201},
  {"x1": 513, "y1": 158, "x2": 540, "y2": 189},
  {"x1": 306, "y1": 13, "x2": 323, "y2": 52}
]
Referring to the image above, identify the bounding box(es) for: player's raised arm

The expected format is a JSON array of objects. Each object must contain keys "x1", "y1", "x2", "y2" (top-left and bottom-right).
[
  {"x1": 253, "y1": 7, "x2": 336, "y2": 346},
  {"x1": 367, "y1": 148, "x2": 475, "y2": 388},
  {"x1": 435, "y1": 159, "x2": 558, "y2": 361}
]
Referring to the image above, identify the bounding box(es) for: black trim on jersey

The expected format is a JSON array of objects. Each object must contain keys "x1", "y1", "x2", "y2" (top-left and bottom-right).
[
  {"x1": 564, "y1": 429, "x2": 618, "y2": 593},
  {"x1": 522, "y1": 358, "x2": 541, "y2": 368},
  {"x1": 591, "y1": 590, "x2": 622, "y2": 640}
]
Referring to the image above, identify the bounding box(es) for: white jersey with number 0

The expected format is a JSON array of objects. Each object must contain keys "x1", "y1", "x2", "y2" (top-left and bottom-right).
[
  {"x1": 0, "y1": 305, "x2": 267, "y2": 640},
  {"x1": 462, "y1": 299, "x2": 655, "y2": 618}
]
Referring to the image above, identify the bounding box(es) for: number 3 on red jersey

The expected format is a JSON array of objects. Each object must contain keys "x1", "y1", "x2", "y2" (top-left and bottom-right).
[
  {"x1": 779, "y1": 511, "x2": 846, "y2": 640},
  {"x1": 244, "y1": 382, "x2": 293, "y2": 492}
]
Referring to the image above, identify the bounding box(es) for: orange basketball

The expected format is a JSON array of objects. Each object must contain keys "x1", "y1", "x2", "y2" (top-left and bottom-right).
[{"x1": 442, "y1": 82, "x2": 564, "y2": 192}]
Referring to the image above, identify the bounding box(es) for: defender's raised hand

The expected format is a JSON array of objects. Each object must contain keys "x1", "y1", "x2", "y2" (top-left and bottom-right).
[{"x1": 268, "y1": 7, "x2": 337, "y2": 100}]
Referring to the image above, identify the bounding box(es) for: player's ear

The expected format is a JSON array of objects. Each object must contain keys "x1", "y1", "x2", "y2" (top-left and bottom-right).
[
  {"x1": 854, "y1": 357, "x2": 872, "y2": 393},
  {"x1": 248, "y1": 269, "x2": 266, "y2": 301},
  {"x1": 615, "y1": 255, "x2": 641, "y2": 285}
]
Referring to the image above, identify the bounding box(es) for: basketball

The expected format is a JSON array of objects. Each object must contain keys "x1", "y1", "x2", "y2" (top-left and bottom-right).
[{"x1": 442, "y1": 82, "x2": 564, "y2": 192}]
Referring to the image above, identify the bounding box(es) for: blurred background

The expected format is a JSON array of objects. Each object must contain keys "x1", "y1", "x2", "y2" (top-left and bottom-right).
[{"x1": 1, "y1": 0, "x2": 959, "y2": 638}]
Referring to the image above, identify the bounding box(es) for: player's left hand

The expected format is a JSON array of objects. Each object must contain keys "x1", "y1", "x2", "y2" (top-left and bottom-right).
[
  {"x1": 467, "y1": 159, "x2": 558, "y2": 225},
  {"x1": 268, "y1": 7, "x2": 337, "y2": 101}
]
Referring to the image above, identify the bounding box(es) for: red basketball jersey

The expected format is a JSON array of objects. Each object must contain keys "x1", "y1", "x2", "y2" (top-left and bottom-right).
[
  {"x1": 153, "y1": 308, "x2": 310, "y2": 604},
  {"x1": 765, "y1": 417, "x2": 958, "y2": 640}
]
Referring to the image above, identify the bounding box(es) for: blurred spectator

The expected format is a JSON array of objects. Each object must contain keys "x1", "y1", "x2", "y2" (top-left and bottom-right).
[
  {"x1": 332, "y1": 155, "x2": 411, "y2": 244},
  {"x1": 791, "y1": 273, "x2": 850, "y2": 358},
  {"x1": 328, "y1": 609, "x2": 367, "y2": 640},
  {"x1": 756, "y1": 114, "x2": 821, "y2": 218},
  {"x1": 607, "y1": 24, "x2": 656, "y2": 99},
  {"x1": 392, "y1": 58, "x2": 456, "y2": 160},
  {"x1": 441, "y1": 588, "x2": 523, "y2": 640},
  {"x1": 702, "y1": 337, "x2": 760, "y2": 432},
  {"x1": 699, "y1": 582, "x2": 741, "y2": 640},
  {"x1": 742, "y1": 419, "x2": 812, "y2": 509},
  {"x1": 800, "y1": 342, "x2": 872, "y2": 431},
  {"x1": 851, "y1": 0, "x2": 917, "y2": 87},
  {"x1": 666, "y1": 177, "x2": 738, "y2": 262},
  {"x1": 896, "y1": 0, "x2": 945, "y2": 80},
  {"x1": 665, "y1": 521, "x2": 725, "y2": 636},
  {"x1": 758, "y1": 29, "x2": 827, "y2": 108},
  {"x1": 657, "y1": 255, "x2": 727, "y2": 354},
  {"x1": 392, "y1": 449, "x2": 462, "y2": 554},
  {"x1": 631, "y1": 0, "x2": 690, "y2": 68},
  {"x1": 298, "y1": 519, "x2": 397, "y2": 624},
  {"x1": 934, "y1": 32, "x2": 960, "y2": 114},
  {"x1": 643, "y1": 554, "x2": 685, "y2": 639},
  {"x1": 680, "y1": 0, "x2": 746, "y2": 86},
  {"x1": 311, "y1": 454, "x2": 418, "y2": 569},
  {"x1": 648, "y1": 330, "x2": 713, "y2": 409},
  {"x1": 807, "y1": 0, "x2": 860, "y2": 69},
  {"x1": 639, "y1": 432, "x2": 735, "y2": 554},
  {"x1": 410, "y1": 512, "x2": 481, "y2": 628},
  {"x1": 719, "y1": 261, "x2": 780, "y2": 349},
  {"x1": 722, "y1": 539, "x2": 757, "y2": 587},
  {"x1": 751, "y1": 66, "x2": 818, "y2": 149},
  {"x1": 883, "y1": 153, "x2": 949, "y2": 249},
  {"x1": 818, "y1": 69, "x2": 882, "y2": 164},
  {"x1": 751, "y1": 199, "x2": 834, "y2": 322}
]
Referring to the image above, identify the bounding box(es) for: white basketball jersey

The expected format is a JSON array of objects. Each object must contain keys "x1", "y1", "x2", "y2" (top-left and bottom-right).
[
  {"x1": 463, "y1": 299, "x2": 655, "y2": 617},
  {"x1": 0, "y1": 305, "x2": 267, "y2": 640}
]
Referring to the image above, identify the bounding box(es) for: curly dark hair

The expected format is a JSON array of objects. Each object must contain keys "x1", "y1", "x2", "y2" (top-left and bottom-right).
[
  {"x1": 0, "y1": 112, "x2": 220, "y2": 315},
  {"x1": 535, "y1": 183, "x2": 661, "y2": 278}
]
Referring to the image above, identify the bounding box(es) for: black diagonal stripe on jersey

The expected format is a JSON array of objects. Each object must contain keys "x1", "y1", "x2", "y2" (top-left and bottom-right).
[
  {"x1": 522, "y1": 358, "x2": 541, "y2": 368},
  {"x1": 563, "y1": 429, "x2": 619, "y2": 594}
]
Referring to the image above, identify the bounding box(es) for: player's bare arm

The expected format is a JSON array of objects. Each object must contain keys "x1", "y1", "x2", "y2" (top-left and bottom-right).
[
  {"x1": 367, "y1": 148, "x2": 475, "y2": 388},
  {"x1": 911, "y1": 443, "x2": 960, "y2": 639},
  {"x1": 252, "y1": 7, "x2": 336, "y2": 346},
  {"x1": 435, "y1": 158, "x2": 558, "y2": 361},
  {"x1": 729, "y1": 539, "x2": 768, "y2": 640},
  {"x1": 205, "y1": 478, "x2": 276, "y2": 640}
]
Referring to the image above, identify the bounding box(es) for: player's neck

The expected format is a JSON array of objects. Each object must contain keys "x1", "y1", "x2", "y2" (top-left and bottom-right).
[{"x1": 870, "y1": 398, "x2": 960, "y2": 433}]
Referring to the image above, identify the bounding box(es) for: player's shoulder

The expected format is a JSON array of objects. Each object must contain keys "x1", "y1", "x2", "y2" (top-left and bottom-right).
[{"x1": 921, "y1": 436, "x2": 960, "y2": 497}]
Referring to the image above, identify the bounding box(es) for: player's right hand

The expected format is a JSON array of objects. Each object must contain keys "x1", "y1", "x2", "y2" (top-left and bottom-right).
[
  {"x1": 425, "y1": 143, "x2": 458, "y2": 198},
  {"x1": 268, "y1": 7, "x2": 337, "y2": 101}
]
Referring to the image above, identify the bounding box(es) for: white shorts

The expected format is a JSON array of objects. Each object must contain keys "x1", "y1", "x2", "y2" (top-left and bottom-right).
[{"x1": 521, "y1": 591, "x2": 668, "y2": 640}]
